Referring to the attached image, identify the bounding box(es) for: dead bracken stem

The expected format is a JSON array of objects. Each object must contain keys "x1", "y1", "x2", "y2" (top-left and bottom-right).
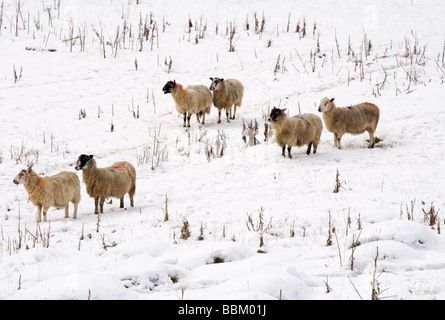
[
  {"x1": 333, "y1": 168, "x2": 347, "y2": 193},
  {"x1": 326, "y1": 211, "x2": 332, "y2": 246},
  {"x1": 246, "y1": 206, "x2": 272, "y2": 249},
  {"x1": 180, "y1": 218, "x2": 191, "y2": 240},
  {"x1": 163, "y1": 194, "x2": 169, "y2": 222},
  {"x1": 371, "y1": 246, "x2": 380, "y2": 300}
]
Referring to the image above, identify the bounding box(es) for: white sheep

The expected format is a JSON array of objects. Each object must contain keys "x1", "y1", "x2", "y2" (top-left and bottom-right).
[
  {"x1": 209, "y1": 77, "x2": 244, "y2": 123},
  {"x1": 162, "y1": 80, "x2": 212, "y2": 127},
  {"x1": 318, "y1": 97, "x2": 380, "y2": 149},
  {"x1": 268, "y1": 107, "x2": 323, "y2": 158},
  {"x1": 75, "y1": 154, "x2": 136, "y2": 214},
  {"x1": 13, "y1": 165, "x2": 81, "y2": 222}
]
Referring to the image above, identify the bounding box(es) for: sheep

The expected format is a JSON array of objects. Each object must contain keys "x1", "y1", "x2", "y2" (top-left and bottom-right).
[
  {"x1": 13, "y1": 164, "x2": 81, "y2": 222},
  {"x1": 268, "y1": 107, "x2": 323, "y2": 158},
  {"x1": 75, "y1": 154, "x2": 136, "y2": 215},
  {"x1": 209, "y1": 77, "x2": 244, "y2": 123},
  {"x1": 318, "y1": 97, "x2": 380, "y2": 149},
  {"x1": 162, "y1": 80, "x2": 212, "y2": 127}
]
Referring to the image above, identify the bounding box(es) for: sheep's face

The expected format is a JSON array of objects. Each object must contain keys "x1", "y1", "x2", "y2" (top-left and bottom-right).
[
  {"x1": 13, "y1": 169, "x2": 27, "y2": 185},
  {"x1": 162, "y1": 80, "x2": 177, "y2": 94},
  {"x1": 209, "y1": 77, "x2": 224, "y2": 91},
  {"x1": 318, "y1": 97, "x2": 335, "y2": 112},
  {"x1": 75, "y1": 154, "x2": 94, "y2": 170},
  {"x1": 268, "y1": 107, "x2": 286, "y2": 122}
]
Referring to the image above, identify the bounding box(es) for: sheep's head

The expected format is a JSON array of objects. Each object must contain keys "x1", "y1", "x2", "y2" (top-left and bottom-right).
[
  {"x1": 209, "y1": 77, "x2": 224, "y2": 91},
  {"x1": 13, "y1": 169, "x2": 27, "y2": 185},
  {"x1": 162, "y1": 80, "x2": 177, "y2": 94},
  {"x1": 318, "y1": 97, "x2": 335, "y2": 112},
  {"x1": 13, "y1": 164, "x2": 33, "y2": 185},
  {"x1": 75, "y1": 154, "x2": 94, "y2": 170},
  {"x1": 268, "y1": 107, "x2": 287, "y2": 122}
]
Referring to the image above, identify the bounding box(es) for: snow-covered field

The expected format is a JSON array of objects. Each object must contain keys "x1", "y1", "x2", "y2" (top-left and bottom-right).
[{"x1": 1, "y1": 0, "x2": 445, "y2": 300}]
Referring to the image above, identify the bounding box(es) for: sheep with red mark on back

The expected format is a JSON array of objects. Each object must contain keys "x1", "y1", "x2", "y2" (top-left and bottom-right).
[{"x1": 318, "y1": 97, "x2": 380, "y2": 149}]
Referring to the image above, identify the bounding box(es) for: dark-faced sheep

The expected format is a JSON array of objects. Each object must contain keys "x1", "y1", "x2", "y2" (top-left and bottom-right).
[
  {"x1": 13, "y1": 165, "x2": 81, "y2": 222},
  {"x1": 318, "y1": 97, "x2": 380, "y2": 149},
  {"x1": 268, "y1": 107, "x2": 323, "y2": 158},
  {"x1": 75, "y1": 154, "x2": 136, "y2": 214},
  {"x1": 209, "y1": 77, "x2": 244, "y2": 123},
  {"x1": 162, "y1": 80, "x2": 212, "y2": 127}
]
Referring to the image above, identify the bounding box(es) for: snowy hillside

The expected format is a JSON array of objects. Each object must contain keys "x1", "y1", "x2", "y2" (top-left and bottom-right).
[{"x1": 1, "y1": 0, "x2": 445, "y2": 300}]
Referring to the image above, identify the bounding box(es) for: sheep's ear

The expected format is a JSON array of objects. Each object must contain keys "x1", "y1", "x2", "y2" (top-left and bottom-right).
[
  {"x1": 330, "y1": 98, "x2": 335, "y2": 102},
  {"x1": 221, "y1": 78, "x2": 224, "y2": 82},
  {"x1": 282, "y1": 108, "x2": 287, "y2": 112},
  {"x1": 27, "y1": 163, "x2": 33, "y2": 173},
  {"x1": 89, "y1": 155, "x2": 94, "y2": 159},
  {"x1": 210, "y1": 77, "x2": 213, "y2": 81}
]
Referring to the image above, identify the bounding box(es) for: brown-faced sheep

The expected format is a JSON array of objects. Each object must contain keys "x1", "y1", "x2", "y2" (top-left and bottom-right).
[
  {"x1": 209, "y1": 77, "x2": 244, "y2": 123},
  {"x1": 13, "y1": 165, "x2": 81, "y2": 222},
  {"x1": 318, "y1": 97, "x2": 380, "y2": 149},
  {"x1": 75, "y1": 154, "x2": 136, "y2": 214},
  {"x1": 268, "y1": 107, "x2": 323, "y2": 158},
  {"x1": 162, "y1": 80, "x2": 212, "y2": 127}
]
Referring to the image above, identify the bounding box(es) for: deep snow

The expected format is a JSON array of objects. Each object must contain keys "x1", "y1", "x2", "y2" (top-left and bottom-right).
[{"x1": 1, "y1": 0, "x2": 445, "y2": 300}]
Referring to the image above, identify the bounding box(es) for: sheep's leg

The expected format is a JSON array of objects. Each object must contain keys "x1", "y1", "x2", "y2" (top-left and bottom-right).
[
  {"x1": 120, "y1": 197, "x2": 124, "y2": 208},
  {"x1": 37, "y1": 204, "x2": 43, "y2": 222},
  {"x1": 313, "y1": 142, "x2": 318, "y2": 154},
  {"x1": 73, "y1": 202, "x2": 78, "y2": 219},
  {"x1": 367, "y1": 130, "x2": 375, "y2": 148},
  {"x1": 287, "y1": 146, "x2": 292, "y2": 159},
  {"x1": 231, "y1": 106, "x2": 237, "y2": 120},
  {"x1": 217, "y1": 110, "x2": 222, "y2": 123},
  {"x1": 99, "y1": 198, "x2": 105, "y2": 213},
  {"x1": 94, "y1": 197, "x2": 99, "y2": 214},
  {"x1": 225, "y1": 109, "x2": 230, "y2": 122},
  {"x1": 64, "y1": 205, "x2": 69, "y2": 219},
  {"x1": 337, "y1": 137, "x2": 342, "y2": 149},
  {"x1": 281, "y1": 146, "x2": 286, "y2": 157},
  {"x1": 187, "y1": 114, "x2": 192, "y2": 127},
  {"x1": 42, "y1": 206, "x2": 49, "y2": 222},
  {"x1": 334, "y1": 133, "x2": 342, "y2": 149},
  {"x1": 201, "y1": 112, "x2": 206, "y2": 125},
  {"x1": 129, "y1": 194, "x2": 134, "y2": 207},
  {"x1": 196, "y1": 113, "x2": 201, "y2": 124},
  {"x1": 306, "y1": 142, "x2": 313, "y2": 155}
]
